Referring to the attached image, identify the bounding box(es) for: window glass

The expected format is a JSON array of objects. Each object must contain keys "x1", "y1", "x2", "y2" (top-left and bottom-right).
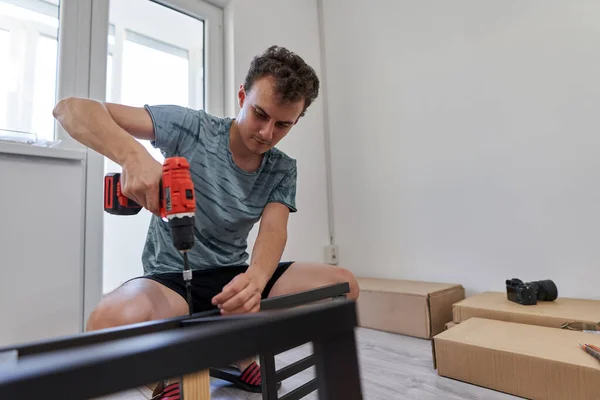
[
  {"x1": 31, "y1": 34, "x2": 58, "y2": 137},
  {"x1": 0, "y1": 0, "x2": 59, "y2": 143},
  {"x1": 121, "y1": 31, "x2": 189, "y2": 108},
  {"x1": 103, "y1": 0, "x2": 206, "y2": 294},
  {"x1": 0, "y1": 29, "x2": 10, "y2": 131}
]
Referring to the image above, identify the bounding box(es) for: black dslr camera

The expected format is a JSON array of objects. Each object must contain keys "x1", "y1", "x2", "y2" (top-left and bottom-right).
[{"x1": 505, "y1": 278, "x2": 558, "y2": 305}]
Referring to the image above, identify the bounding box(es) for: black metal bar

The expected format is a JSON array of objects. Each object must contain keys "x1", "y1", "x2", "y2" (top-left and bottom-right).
[
  {"x1": 3, "y1": 308, "x2": 221, "y2": 357},
  {"x1": 279, "y1": 379, "x2": 318, "y2": 400},
  {"x1": 181, "y1": 282, "x2": 350, "y2": 327},
  {"x1": 261, "y1": 282, "x2": 350, "y2": 311},
  {"x1": 3, "y1": 283, "x2": 350, "y2": 357},
  {"x1": 313, "y1": 328, "x2": 363, "y2": 400},
  {"x1": 0, "y1": 300, "x2": 359, "y2": 400},
  {"x1": 260, "y1": 351, "x2": 278, "y2": 400},
  {"x1": 275, "y1": 354, "x2": 314, "y2": 382}
]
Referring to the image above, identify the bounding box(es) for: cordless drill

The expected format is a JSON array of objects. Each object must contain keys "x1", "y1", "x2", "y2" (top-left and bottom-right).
[{"x1": 104, "y1": 156, "x2": 196, "y2": 315}]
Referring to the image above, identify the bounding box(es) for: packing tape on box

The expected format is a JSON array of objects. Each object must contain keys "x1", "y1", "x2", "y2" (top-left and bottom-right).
[{"x1": 561, "y1": 321, "x2": 600, "y2": 332}]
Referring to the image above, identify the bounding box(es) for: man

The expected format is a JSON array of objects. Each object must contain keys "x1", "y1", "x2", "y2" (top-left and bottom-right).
[{"x1": 53, "y1": 45, "x2": 359, "y2": 398}]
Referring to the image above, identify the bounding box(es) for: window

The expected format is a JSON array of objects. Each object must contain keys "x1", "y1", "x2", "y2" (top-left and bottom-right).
[
  {"x1": 105, "y1": 0, "x2": 205, "y2": 111},
  {"x1": 0, "y1": 0, "x2": 221, "y2": 150},
  {"x1": 0, "y1": 0, "x2": 59, "y2": 144},
  {"x1": 0, "y1": 0, "x2": 224, "y2": 301},
  {"x1": 31, "y1": 34, "x2": 58, "y2": 137},
  {"x1": 0, "y1": 28, "x2": 10, "y2": 132},
  {"x1": 102, "y1": 0, "x2": 220, "y2": 294},
  {"x1": 104, "y1": 0, "x2": 206, "y2": 164},
  {"x1": 121, "y1": 31, "x2": 191, "y2": 108}
]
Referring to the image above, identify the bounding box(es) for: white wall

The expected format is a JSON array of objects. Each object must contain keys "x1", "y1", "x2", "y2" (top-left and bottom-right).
[
  {"x1": 322, "y1": 0, "x2": 600, "y2": 299},
  {"x1": 0, "y1": 151, "x2": 85, "y2": 347},
  {"x1": 225, "y1": 0, "x2": 331, "y2": 263}
]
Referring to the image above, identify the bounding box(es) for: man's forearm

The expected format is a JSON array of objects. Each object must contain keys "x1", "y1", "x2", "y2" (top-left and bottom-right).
[
  {"x1": 53, "y1": 97, "x2": 146, "y2": 166},
  {"x1": 247, "y1": 224, "x2": 288, "y2": 291}
]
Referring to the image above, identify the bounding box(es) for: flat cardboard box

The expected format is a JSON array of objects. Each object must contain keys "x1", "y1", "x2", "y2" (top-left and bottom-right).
[
  {"x1": 453, "y1": 291, "x2": 600, "y2": 329},
  {"x1": 433, "y1": 317, "x2": 600, "y2": 400},
  {"x1": 356, "y1": 277, "x2": 465, "y2": 338}
]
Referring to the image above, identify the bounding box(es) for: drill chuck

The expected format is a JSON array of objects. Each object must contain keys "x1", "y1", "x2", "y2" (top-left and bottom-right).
[{"x1": 168, "y1": 215, "x2": 195, "y2": 251}]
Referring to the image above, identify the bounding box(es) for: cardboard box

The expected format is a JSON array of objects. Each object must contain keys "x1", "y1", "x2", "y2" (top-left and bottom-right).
[
  {"x1": 453, "y1": 291, "x2": 600, "y2": 329},
  {"x1": 444, "y1": 321, "x2": 457, "y2": 331},
  {"x1": 433, "y1": 317, "x2": 600, "y2": 400},
  {"x1": 356, "y1": 277, "x2": 465, "y2": 338}
]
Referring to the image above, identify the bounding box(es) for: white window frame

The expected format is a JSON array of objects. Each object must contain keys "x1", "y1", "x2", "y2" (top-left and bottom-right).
[
  {"x1": 0, "y1": 0, "x2": 96, "y2": 157},
  {"x1": 157, "y1": 0, "x2": 225, "y2": 117},
  {"x1": 105, "y1": 0, "x2": 211, "y2": 111}
]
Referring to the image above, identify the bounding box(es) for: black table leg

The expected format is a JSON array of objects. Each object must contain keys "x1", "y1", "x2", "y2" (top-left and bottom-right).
[
  {"x1": 260, "y1": 351, "x2": 278, "y2": 400},
  {"x1": 313, "y1": 329, "x2": 363, "y2": 400}
]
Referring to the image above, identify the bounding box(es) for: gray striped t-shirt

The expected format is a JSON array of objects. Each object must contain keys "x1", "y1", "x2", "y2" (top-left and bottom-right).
[{"x1": 140, "y1": 105, "x2": 297, "y2": 274}]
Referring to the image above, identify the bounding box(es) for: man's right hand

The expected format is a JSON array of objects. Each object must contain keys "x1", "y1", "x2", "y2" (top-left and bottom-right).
[
  {"x1": 120, "y1": 150, "x2": 163, "y2": 216},
  {"x1": 52, "y1": 98, "x2": 163, "y2": 215}
]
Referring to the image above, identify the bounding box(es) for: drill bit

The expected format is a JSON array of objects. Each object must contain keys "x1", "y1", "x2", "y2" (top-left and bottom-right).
[{"x1": 182, "y1": 252, "x2": 193, "y2": 316}]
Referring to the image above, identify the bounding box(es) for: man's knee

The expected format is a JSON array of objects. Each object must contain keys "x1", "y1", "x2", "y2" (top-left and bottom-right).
[
  {"x1": 331, "y1": 265, "x2": 360, "y2": 301},
  {"x1": 341, "y1": 267, "x2": 360, "y2": 300},
  {"x1": 86, "y1": 296, "x2": 152, "y2": 332}
]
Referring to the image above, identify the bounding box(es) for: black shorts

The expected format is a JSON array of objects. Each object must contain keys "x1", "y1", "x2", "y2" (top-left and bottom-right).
[{"x1": 141, "y1": 261, "x2": 294, "y2": 313}]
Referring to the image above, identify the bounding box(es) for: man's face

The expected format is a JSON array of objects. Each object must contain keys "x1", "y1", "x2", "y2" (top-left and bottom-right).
[{"x1": 236, "y1": 76, "x2": 305, "y2": 155}]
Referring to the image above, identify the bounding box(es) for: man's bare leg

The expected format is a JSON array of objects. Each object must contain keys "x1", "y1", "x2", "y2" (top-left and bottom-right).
[
  {"x1": 267, "y1": 262, "x2": 359, "y2": 300},
  {"x1": 86, "y1": 278, "x2": 189, "y2": 331},
  {"x1": 234, "y1": 262, "x2": 359, "y2": 371},
  {"x1": 86, "y1": 278, "x2": 189, "y2": 394}
]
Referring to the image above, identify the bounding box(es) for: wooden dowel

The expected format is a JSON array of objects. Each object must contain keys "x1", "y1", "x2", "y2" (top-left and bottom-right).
[{"x1": 182, "y1": 369, "x2": 211, "y2": 399}]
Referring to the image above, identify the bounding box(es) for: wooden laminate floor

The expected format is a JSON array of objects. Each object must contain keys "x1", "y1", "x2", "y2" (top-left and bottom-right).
[{"x1": 95, "y1": 328, "x2": 520, "y2": 400}]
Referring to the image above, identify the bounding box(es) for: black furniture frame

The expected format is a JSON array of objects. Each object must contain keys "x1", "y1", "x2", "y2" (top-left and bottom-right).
[{"x1": 0, "y1": 283, "x2": 361, "y2": 400}]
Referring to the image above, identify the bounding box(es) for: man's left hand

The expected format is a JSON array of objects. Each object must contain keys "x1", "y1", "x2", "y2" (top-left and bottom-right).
[{"x1": 211, "y1": 272, "x2": 268, "y2": 315}]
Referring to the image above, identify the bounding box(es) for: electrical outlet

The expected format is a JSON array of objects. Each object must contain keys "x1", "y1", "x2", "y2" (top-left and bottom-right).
[{"x1": 325, "y1": 244, "x2": 339, "y2": 265}]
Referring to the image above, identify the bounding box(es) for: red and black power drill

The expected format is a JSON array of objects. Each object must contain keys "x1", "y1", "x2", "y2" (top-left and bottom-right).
[{"x1": 104, "y1": 156, "x2": 196, "y2": 315}]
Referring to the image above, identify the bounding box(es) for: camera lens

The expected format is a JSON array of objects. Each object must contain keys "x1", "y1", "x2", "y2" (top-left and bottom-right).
[{"x1": 530, "y1": 280, "x2": 558, "y2": 301}]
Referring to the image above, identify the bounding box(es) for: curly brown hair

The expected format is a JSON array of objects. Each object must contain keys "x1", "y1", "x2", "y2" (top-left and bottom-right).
[{"x1": 243, "y1": 45, "x2": 320, "y2": 117}]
